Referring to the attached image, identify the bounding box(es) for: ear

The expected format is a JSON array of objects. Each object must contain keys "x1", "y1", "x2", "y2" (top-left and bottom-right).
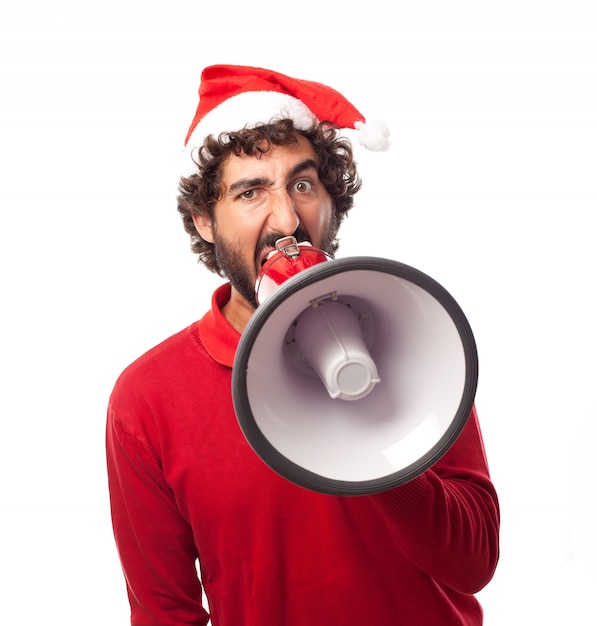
[{"x1": 192, "y1": 212, "x2": 214, "y2": 244}]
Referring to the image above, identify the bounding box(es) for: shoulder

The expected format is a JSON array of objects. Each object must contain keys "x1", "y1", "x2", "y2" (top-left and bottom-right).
[
  {"x1": 109, "y1": 322, "x2": 207, "y2": 408},
  {"x1": 124, "y1": 323, "x2": 196, "y2": 374}
]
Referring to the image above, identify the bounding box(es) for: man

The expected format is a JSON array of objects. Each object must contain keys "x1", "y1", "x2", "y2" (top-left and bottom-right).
[{"x1": 107, "y1": 65, "x2": 500, "y2": 625}]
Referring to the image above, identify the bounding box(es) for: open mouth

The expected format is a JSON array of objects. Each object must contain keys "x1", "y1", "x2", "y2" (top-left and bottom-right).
[{"x1": 257, "y1": 248, "x2": 276, "y2": 270}]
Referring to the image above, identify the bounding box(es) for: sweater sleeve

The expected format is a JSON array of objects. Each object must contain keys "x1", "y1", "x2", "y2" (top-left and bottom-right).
[
  {"x1": 106, "y1": 408, "x2": 210, "y2": 626},
  {"x1": 368, "y1": 406, "x2": 500, "y2": 594}
]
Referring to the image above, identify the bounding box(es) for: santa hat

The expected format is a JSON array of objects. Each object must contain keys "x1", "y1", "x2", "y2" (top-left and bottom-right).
[{"x1": 182, "y1": 64, "x2": 390, "y2": 176}]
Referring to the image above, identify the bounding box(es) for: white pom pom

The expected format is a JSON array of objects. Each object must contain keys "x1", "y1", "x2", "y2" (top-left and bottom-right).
[{"x1": 354, "y1": 119, "x2": 391, "y2": 151}]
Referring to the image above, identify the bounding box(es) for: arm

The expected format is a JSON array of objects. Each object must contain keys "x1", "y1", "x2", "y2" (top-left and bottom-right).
[
  {"x1": 369, "y1": 407, "x2": 500, "y2": 594},
  {"x1": 106, "y1": 409, "x2": 210, "y2": 626}
]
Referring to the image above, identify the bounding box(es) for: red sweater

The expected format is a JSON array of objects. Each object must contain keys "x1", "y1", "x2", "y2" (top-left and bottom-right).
[{"x1": 107, "y1": 284, "x2": 500, "y2": 626}]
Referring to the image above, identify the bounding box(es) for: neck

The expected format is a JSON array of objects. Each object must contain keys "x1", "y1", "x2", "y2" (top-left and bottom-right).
[{"x1": 222, "y1": 287, "x2": 256, "y2": 334}]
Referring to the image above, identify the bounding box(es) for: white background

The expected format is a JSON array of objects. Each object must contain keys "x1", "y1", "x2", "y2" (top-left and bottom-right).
[{"x1": 1, "y1": 1, "x2": 595, "y2": 623}]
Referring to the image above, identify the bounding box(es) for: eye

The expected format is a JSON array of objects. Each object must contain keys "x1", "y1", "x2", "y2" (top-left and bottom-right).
[
  {"x1": 292, "y1": 179, "x2": 313, "y2": 194},
  {"x1": 240, "y1": 188, "x2": 257, "y2": 200}
]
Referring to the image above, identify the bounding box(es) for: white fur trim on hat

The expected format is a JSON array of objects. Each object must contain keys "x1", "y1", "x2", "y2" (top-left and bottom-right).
[{"x1": 182, "y1": 91, "x2": 317, "y2": 177}]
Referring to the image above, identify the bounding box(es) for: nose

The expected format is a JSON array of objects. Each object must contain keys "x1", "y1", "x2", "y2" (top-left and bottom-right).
[{"x1": 267, "y1": 190, "x2": 300, "y2": 235}]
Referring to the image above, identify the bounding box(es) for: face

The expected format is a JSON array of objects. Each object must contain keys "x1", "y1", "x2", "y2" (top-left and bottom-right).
[{"x1": 193, "y1": 134, "x2": 336, "y2": 309}]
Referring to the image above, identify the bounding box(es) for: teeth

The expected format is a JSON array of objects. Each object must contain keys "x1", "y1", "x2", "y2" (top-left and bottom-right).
[{"x1": 260, "y1": 249, "x2": 277, "y2": 266}]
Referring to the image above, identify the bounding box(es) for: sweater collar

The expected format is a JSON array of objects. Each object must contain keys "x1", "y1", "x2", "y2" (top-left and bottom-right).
[{"x1": 197, "y1": 283, "x2": 240, "y2": 368}]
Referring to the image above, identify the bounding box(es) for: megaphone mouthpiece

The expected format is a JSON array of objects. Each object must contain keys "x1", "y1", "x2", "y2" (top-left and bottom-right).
[{"x1": 256, "y1": 237, "x2": 332, "y2": 304}]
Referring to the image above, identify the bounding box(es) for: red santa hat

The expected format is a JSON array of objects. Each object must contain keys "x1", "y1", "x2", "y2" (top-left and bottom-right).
[{"x1": 182, "y1": 64, "x2": 390, "y2": 176}]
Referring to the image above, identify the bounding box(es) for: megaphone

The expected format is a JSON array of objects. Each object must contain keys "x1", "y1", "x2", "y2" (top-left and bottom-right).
[{"x1": 232, "y1": 237, "x2": 478, "y2": 496}]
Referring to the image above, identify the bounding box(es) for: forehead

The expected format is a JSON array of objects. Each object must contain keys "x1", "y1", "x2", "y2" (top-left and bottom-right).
[{"x1": 220, "y1": 134, "x2": 319, "y2": 184}]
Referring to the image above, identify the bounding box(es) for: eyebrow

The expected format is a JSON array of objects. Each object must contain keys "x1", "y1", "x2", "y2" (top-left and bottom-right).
[
  {"x1": 288, "y1": 158, "x2": 319, "y2": 179},
  {"x1": 227, "y1": 158, "x2": 319, "y2": 195},
  {"x1": 228, "y1": 177, "x2": 270, "y2": 194}
]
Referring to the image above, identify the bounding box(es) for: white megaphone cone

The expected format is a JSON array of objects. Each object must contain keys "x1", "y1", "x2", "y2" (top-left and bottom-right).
[
  {"x1": 232, "y1": 237, "x2": 478, "y2": 496},
  {"x1": 256, "y1": 236, "x2": 380, "y2": 402}
]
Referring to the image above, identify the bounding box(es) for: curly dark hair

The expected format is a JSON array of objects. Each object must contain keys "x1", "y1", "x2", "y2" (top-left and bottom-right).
[{"x1": 177, "y1": 118, "x2": 362, "y2": 276}]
